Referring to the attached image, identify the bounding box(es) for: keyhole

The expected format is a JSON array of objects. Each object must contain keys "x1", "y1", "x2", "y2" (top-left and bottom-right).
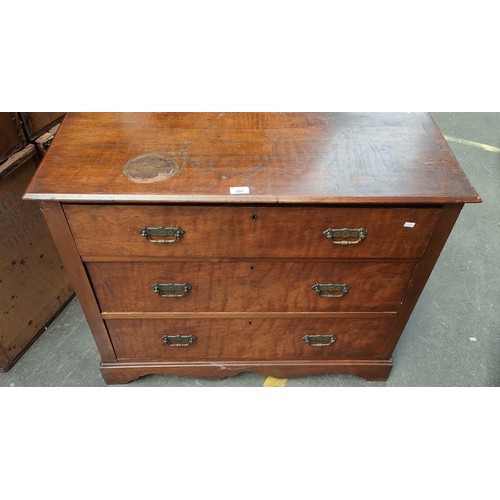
[
  {"x1": 250, "y1": 265, "x2": 255, "y2": 272},
  {"x1": 251, "y1": 214, "x2": 257, "y2": 222},
  {"x1": 248, "y1": 321, "x2": 252, "y2": 326}
]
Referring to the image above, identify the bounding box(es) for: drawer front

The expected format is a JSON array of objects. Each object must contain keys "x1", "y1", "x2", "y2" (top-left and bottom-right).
[
  {"x1": 106, "y1": 318, "x2": 393, "y2": 361},
  {"x1": 87, "y1": 261, "x2": 415, "y2": 313},
  {"x1": 65, "y1": 204, "x2": 441, "y2": 259}
]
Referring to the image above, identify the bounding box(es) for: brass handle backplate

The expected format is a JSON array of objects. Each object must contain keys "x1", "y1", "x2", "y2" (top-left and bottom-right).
[
  {"x1": 140, "y1": 226, "x2": 185, "y2": 244},
  {"x1": 303, "y1": 334, "x2": 337, "y2": 347},
  {"x1": 323, "y1": 227, "x2": 367, "y2": 245},
  {"x1": 152, "y1": 282, "x2": 191, "y2": 298},
  {"x1": 162, "y1": 334, "x2": 196, "y2": 347},
  {"x1": 312, "y1": 283, "x2": 350, "y2": 298}
]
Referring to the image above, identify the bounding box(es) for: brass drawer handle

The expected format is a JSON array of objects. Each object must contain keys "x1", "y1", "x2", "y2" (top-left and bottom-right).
[
  {"x1": 323, "y1": 227, "x2": 367, "y2": 245},
  {"x1": 139, "y1": 226, "x2": 185, "y2": 244},
  {"x1": 162, "y1": 334, "x2": 196, "y2": 347},
  {"x1": 303, "y1": 334, "x2": 337, "y2": 347},
  {"x1": 152, "y1": 282, "x2": 192, "y2": 298},
  {"x1": 312, "y1": 283, "x2": 350, "y2": 298}
]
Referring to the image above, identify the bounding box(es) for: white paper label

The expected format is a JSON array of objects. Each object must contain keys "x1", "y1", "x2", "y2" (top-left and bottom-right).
[
  {"x1": 230, "y1": 186, "x2": 250, "y2": 194},
  {"x1": 404, "y1": 222, "x2": 416, "y2": 228}
]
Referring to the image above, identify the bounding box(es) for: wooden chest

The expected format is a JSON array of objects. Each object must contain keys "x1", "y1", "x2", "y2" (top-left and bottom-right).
[{"x1": 24, "y1": 113, "x2": 480, "y2": 384}]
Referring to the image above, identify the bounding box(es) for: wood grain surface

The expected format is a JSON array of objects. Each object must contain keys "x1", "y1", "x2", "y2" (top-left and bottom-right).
[
  {"x1": 40, "y1": 202, "x2": 117, "y2": 362},
  {"x1": 24, "y1": 112, "x2": 481, "y2": 204},
  {"x1": 106, "y1": 317, "x2": 393, "y2": 361},
  {"x1": 86, "y1": 260, "x2": 415, "y2": 313},
  {"x1": 65, "y1": 204, "x2": 441, "y2": 260},
  {"x1": 100, "y1": 359, "x2": 394, "y2": 384}
]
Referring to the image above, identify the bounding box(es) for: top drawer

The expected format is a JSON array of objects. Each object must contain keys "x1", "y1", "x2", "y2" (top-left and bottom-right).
[{"x1": 64, "y1": 204, "x2": 441, "y2": 260}]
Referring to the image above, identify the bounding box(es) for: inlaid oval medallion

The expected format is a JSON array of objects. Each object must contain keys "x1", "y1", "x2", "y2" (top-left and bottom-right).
[{"x1": 123, "y1": 154, "x2": 179, "y2": 183}]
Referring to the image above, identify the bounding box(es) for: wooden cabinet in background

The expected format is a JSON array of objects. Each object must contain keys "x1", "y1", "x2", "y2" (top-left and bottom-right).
[
  {"x1": 19, "y1": 112, "x2": 66, "y2": 141},
  {"x1": 0, "y1": 113, "x2": 27, "y2": 164},
  {"x1": 1, "y1": 145, "x2": 73, "y2": 371}
]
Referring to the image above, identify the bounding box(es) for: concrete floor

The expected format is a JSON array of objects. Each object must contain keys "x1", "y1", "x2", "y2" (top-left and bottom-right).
[{"x1": 1, "y1": 112, "x2": 498, "y2": 387}]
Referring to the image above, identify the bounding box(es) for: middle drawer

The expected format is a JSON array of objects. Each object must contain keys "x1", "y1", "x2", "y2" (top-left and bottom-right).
[{"x1": 87, "y1": 261, "x2": 415, "y2": 313}]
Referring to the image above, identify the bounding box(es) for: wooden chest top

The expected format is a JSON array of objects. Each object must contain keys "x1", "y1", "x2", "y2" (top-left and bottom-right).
[{"x1": 24, "y1": 112, "x2": 480, "y2": 204}]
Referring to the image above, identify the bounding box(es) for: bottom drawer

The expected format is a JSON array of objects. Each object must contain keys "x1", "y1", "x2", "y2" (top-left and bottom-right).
[{"x1": 106, "y1": 318, "x2": 393, "y2": 361}]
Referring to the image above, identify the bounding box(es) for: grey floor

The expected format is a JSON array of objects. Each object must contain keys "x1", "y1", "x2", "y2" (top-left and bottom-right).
[{"x1": 1, "y1": 113, "x2": 498, "y2": 387}]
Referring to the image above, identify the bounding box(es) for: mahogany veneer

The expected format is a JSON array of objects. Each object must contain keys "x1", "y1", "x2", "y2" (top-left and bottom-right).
[{"x1": 24, "y1": 113, "x2": 480, "y2": 384}]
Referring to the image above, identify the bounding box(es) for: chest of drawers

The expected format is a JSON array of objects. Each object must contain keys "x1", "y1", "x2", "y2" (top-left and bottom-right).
[{"x1": 24, "y1": 113, "x2": 480, "y2": 384}]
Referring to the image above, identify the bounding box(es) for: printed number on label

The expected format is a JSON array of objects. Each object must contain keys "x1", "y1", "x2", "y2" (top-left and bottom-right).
[{"x1": 230, "y1": 186, "x2": 250, "y2": 194}]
